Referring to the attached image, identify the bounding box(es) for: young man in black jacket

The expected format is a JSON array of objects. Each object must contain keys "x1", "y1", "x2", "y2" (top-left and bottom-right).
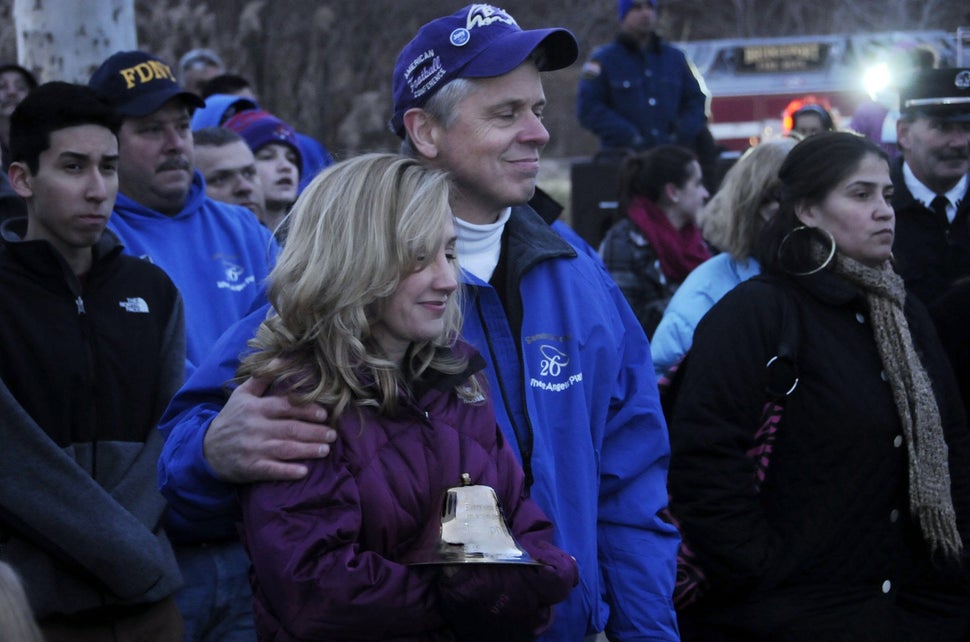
[{"x1": 1, "y1": 81, "x2": 185, "y2": 641}]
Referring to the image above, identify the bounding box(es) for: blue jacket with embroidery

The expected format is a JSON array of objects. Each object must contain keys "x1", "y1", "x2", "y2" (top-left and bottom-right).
[
  {"x1": 577, "y1": 32, "x2": 707, "y2": 151},
  {"x1": 109, "y1": 171, "x2": 277, "y2": 377},
  {"x1": 465, "y1": 204, "x2": 679, "y2": 641},
  {"x1": 156, "y1": 199, "x2": 678, "y2": 640}
]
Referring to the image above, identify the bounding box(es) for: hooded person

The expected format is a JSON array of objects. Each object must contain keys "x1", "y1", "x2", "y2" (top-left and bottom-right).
[{"x1": 223, "y1": 109, "x2": 303, "y2": 239}]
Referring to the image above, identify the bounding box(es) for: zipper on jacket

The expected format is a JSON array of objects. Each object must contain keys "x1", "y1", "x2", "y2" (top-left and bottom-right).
[
  {"x1": 474, "y1": 293, "x2": 535, "y2": 490},
  {"x1": 75, "y1": 292, "x2": 100, "y2": 474}
]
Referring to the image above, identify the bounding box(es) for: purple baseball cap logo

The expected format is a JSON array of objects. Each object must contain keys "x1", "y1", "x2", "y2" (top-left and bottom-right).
[{"x1": 389, "y1": 4, "x2": 578, "y2": 138}]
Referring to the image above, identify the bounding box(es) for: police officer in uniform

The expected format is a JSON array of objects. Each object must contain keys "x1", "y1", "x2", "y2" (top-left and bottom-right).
[{"x1": 891, "y1": 67, "x2": 970, "y2": 305}]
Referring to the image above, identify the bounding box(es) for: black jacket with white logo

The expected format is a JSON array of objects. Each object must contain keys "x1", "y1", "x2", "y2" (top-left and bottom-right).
[{"x1": 0, "y1": 217, "x2": 185, "y2": 618}]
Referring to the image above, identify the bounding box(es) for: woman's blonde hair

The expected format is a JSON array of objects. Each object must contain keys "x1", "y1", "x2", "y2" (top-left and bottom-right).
[
  {"x1": 700, "y1": 137, "x2": 797, "y2": 261},
  {"x1": 238, "y1": 153, "x2": 474, "y2": 421}
]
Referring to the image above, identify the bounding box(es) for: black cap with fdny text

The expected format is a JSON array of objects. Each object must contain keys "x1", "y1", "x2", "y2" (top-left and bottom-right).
[{"x1": 89, "y1": 50, "x2": 205, "y2": 118}]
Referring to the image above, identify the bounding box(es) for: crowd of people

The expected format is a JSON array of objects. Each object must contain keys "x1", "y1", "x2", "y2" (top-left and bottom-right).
[{"x1": 0, "y1": 1, "x2": 969, "y2": 641}]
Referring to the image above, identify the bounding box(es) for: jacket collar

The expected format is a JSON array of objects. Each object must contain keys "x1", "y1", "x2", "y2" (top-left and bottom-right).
[
  {"x1": 0, "y1": 216, "x2": 124, "y2": 287},
  {"x1": 503, "y1": 191, "x2": 577, "y2": 282},
  {"x1": 407, "y1": 343, "x2": 487, "y2": 403}
]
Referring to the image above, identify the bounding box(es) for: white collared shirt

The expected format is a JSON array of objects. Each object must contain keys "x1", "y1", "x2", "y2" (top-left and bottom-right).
[{"x1": 902, "y1": 163, "x2": 968, "y2": 223}]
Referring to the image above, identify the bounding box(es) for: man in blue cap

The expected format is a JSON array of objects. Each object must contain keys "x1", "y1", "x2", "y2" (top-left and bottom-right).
[
  {"x1": 159, "y1": 5, "x2": 678, "y2": 642},
  {"x1": 891, "y1": 67, "x2": 970, "y2": 305},
  {"x1": 577, "y1": 0, "x2": 707, "y2": 153},
  {"x1": 394, "y1": 9, "x2": 678, "y2": 638}
]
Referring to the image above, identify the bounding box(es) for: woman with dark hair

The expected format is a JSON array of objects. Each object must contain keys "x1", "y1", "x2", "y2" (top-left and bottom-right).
[
  {"x1": 598, "y1": 144, "x2": 710, "y2": 337},
  {"x1": 651, "y1": 137, "x2": 796, "y2": 376},
  {"x1": 668, "y1": 131, "x2": 970, "y2": 640}
]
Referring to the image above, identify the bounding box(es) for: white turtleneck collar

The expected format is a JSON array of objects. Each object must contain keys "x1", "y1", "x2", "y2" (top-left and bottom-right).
[{"x1": 455, "y1": 207, "x2": 511, "y2": 283}]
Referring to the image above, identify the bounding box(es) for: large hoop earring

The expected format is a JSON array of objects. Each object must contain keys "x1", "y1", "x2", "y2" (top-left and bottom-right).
[{"x1": 778, "y1": 225, "x2": 836, "y2": 276}]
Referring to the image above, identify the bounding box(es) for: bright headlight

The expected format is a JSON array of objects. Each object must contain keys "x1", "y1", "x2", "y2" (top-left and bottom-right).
[{"x1": 863, "y1": 62, "x2": 891, "y2": 99}]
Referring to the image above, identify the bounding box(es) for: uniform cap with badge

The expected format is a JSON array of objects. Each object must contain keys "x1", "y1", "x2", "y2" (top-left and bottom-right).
[{"x1": 899, "y1": 67, "x2": 970, "y2": 122}]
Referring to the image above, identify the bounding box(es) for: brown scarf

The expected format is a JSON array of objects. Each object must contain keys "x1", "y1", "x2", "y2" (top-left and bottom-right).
[{"x1": 828, "y1": 251, "x2": 962, "y2": 558}]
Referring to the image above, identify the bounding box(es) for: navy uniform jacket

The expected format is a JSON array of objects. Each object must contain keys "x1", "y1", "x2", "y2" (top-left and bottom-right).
[
  {"x1": 577, "y1": 32, "x2": 707, "y2": 151},
  {"x1": 891, "y1": 157, "x2": 970, "y2": 305}
]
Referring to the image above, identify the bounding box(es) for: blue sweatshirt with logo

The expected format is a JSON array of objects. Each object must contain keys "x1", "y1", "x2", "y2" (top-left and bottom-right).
[{"x1": 109, "y1": 171, "x2": 277, "y2": 377}]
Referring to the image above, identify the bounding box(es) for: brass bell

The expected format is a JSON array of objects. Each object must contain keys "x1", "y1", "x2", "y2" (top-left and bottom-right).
[{"x1": 408, "y1": 473, "x2": 542, "y2": 566}]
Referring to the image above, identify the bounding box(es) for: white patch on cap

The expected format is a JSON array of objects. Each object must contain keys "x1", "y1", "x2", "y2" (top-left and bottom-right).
[
  {"x1": 956, "y1": 70, "x2": 970, "y2": 91},
  {"x1": 450, "y1": 28, "x2": 471, "y2": 47},
  {"x1": 466, "y1": 4, "x2": 517, "y2": 29}
]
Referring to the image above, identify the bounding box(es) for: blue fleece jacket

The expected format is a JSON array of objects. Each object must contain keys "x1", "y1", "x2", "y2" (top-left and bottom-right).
[{"x1": 109, "y1": 171, "x2": 277, "y2": 376}]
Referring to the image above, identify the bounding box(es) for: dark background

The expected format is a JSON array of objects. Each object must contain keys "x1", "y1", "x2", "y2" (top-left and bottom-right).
[{"x1": 1, "y1": 0, "x2": 966, "y2": 160}]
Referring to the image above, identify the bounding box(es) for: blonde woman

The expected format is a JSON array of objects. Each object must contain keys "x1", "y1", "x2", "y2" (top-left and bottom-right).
[
  {"x1": 651, "y1": 137, "x2": 797, "y2": 376},
  {"x1": 236, "y1": 153, "x2": 577, "y2": 641}
]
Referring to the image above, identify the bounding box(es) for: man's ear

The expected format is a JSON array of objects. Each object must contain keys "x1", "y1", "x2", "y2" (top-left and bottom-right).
[
  {"x1": 403, "y1": 108, "x2": 439, "y2": 160},
  {"x1": 663, "y1": 182, "x2": 680, "y2": 205},
  {"x1": 8, "y1": 163, "x2": 33, "y2": 199},
  {"x1": 896, "y1": 118, "x2": 911, "y2": 154}
]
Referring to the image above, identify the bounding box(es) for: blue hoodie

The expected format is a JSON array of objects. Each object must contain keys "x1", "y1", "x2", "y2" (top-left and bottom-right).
[
  {"x1": 109, "y1": 171, "x2": 277, "y2": 376},
  {"x1": 189, "y1": 93, "x2": 259, "y2": 130}
]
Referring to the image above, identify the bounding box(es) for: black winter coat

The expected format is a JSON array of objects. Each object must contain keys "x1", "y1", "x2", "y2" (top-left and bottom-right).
[
  {"x1": 668, "y1": 270, "x2": 970, "y2": 641},
  {"x1": 891, "y1": 158, "x2": 970, "y2": 306}
]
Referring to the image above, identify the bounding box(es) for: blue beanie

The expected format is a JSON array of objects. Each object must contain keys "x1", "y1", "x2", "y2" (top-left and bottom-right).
[{"x1": 618, "y1": 0, "x2": 657, "y2": 20}]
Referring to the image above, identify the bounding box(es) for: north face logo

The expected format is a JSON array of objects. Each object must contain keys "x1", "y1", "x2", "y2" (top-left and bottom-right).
[{"x1": 119, "y1": 297, "x2": 149, "y2": 313}]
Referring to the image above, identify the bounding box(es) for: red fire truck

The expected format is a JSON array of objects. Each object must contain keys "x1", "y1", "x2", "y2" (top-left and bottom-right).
[
  {"x1": 568, "y1": 29, "x2": 967, "y2": 248},
  {"x1": 678, "y1": 30, "x2": 964, "y2": 154}
]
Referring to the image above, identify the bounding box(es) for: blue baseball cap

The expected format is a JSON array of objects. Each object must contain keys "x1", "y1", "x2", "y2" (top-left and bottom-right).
[
  {"x1": 89, "y1": 50, "x2": 205, "y2": 118},
  {"x1": 389, "y1": 4, "x2": 578, "y2": 138}
]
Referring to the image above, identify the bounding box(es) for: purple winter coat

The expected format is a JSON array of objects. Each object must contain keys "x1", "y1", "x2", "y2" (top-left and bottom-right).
[{"x1": 238, "y1": 346, "x2": 578, "y2": 641}]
